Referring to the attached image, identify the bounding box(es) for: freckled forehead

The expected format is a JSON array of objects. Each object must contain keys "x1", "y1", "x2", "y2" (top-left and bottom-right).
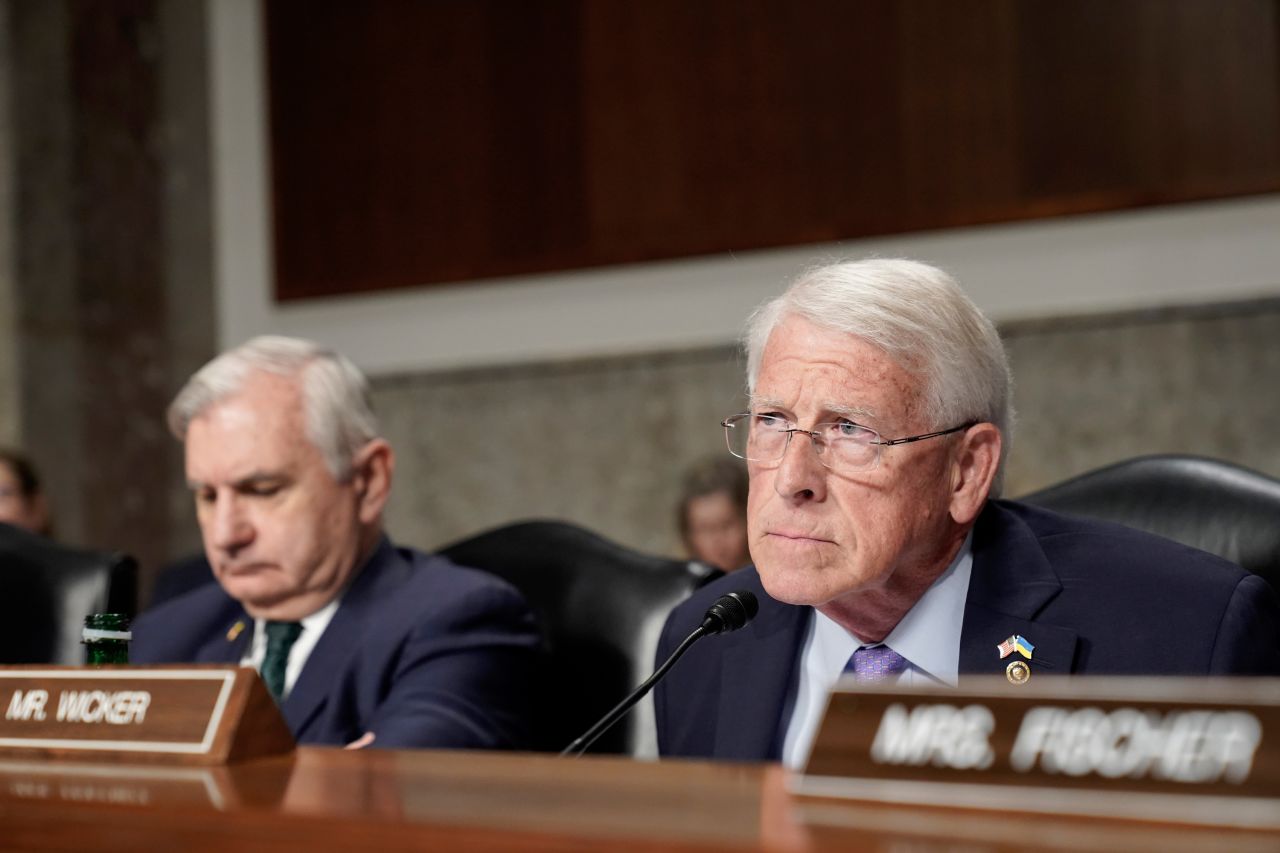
[{"x1": 755, "y1": 316, "x2": 924, "y2": 424}]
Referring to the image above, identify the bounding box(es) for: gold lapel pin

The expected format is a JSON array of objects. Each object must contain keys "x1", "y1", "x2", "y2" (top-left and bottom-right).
[
  {"x1": 998, "y1": 634, "x2": 1034, "y2": 684},
  {"x1": 1006, "y1": 659, "x2": 1031, "y2": 685},
  {"x1": 226, "y1": 620, "x2": 246, "y2": 642}
]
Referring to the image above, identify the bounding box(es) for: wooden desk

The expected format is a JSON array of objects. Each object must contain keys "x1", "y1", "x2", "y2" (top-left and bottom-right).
[{"x1": 0, "y1": 748, "x2": 1276, "y2": 852}]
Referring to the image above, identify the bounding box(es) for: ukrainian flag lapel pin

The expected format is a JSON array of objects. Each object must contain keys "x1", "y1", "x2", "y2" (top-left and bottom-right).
[
  {"x1": 997, "y1": 634, "x2": 1033, "y2": 684},
  {"x1": 226, "y1": 620, "x2": 246, "y2": 642}
]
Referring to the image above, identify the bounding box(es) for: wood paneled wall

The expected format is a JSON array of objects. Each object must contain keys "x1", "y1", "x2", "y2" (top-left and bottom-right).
[{"x1": 265, "y1": 0, "x2": 1280, "y2": 300}]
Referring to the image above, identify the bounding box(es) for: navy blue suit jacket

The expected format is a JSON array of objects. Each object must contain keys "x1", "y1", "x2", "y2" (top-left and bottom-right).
[
  {"x1": 655, "y1": 500, "x2": 1280, "y2": 762},
  {"x1": 133, "y1": 538, "x2": 541, "y2": 750}
]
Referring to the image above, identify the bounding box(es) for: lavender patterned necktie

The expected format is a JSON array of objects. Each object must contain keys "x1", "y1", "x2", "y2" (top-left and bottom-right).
[{"x1": 848, "y1": 645, "x2": 909, "y2": 683}]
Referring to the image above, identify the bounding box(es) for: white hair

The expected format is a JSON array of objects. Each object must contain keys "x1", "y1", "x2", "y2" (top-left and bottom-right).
[
  {"x1": 744, "y1": 258, "x2": 1014, "y2": 494},
  {"x1": 167, "y1": 335, "x2": 379, "y2": 480}
]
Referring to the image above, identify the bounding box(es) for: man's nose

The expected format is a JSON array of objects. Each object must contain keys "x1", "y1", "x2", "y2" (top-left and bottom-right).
[
  {"x1": 773, "y1": 431, "x2": 828, "y2": 503},
  {"x1": 208, "y1": 495, "x2": 253, "y2": 551}
]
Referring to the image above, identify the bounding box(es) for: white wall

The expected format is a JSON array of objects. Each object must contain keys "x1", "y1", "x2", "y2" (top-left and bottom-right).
[{"x1": 209, "y1": 0, "x2": 1280, "y2": 378}]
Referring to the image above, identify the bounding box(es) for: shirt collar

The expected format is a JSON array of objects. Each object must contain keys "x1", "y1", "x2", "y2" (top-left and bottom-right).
[
  {"x1": 812, "y1": 530, "x2": 974, "y2": 687},
  {"x1": 881, "y1": 530, "x2": 973, "y2": 686},
  {"x1": 299, "y1": 595, "x2": 341, "y2": 633}
]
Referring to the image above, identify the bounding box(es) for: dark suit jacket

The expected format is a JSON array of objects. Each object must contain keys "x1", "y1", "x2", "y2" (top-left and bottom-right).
[
  {"x1": 132, "y1": 538, "x2": 542, "y2": 750},
  {"x1": 655, "y1": 500, "x2": 1280, "y2": 762}
]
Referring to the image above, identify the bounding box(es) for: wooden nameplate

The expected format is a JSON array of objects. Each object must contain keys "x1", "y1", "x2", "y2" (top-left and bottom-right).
[
  {"x1": 0, "y1": 665, "x2": 294, "y2": 764},
  {"x1": 793, "y1": 676, "x2": 1280, "y2": 829}
]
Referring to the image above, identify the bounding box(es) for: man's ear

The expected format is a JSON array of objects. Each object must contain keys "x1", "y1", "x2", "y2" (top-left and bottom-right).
[
  {"x1": 351, "y1": 439, "x2": 394, "y2": 524},
  {"x1": 948, "y1": 423, "x2": 1001, "y2": 525}
]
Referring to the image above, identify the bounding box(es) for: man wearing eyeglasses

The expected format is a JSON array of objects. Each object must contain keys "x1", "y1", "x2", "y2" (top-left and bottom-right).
[{"x1": 654, "y1": 258, "x2": 1280, "y2": 767}]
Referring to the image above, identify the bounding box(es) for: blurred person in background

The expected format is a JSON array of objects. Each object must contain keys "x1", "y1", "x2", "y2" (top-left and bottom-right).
[
  {"x1": 0, "y1": 449, "x2": 52, "y2": 537},
  {"x1": 677, "y1": 456, "x2": 750, "y2": 571}
]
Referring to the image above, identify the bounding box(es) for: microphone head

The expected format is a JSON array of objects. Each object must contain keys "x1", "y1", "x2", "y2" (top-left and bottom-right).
[{"x1": 700, "y1": 590, "x2": 760, "y2": 635}]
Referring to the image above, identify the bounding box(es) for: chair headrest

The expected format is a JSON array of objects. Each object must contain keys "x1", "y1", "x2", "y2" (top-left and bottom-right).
[
  {"x1": 1020, "y1": 455, "x2": 1280, "y2": 583},
  {"x1": 0, "y1": 522, "x2": 137, "y2": 664}
]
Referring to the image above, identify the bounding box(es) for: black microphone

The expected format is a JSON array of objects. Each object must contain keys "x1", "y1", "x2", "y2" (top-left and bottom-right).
[
  {"x1": 699, "y1": 589, "x2": 758, "y2": 635},
  {"x1": 559, "y1": 590, "x2": 759, "y2": 758}
]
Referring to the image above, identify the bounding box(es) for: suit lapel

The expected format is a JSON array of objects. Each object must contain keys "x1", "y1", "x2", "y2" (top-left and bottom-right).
[
  {"x1": 281, "y1": 539, "x2": 404, "y2": 737},
  {"x1": 713, "y1": 599, "x2": 808, "y2": 761},
  {"x1": 960, "y1": 603, "x2": 1077, "y2": 676},
  {"x1": 193, "y1": 608, "x2": 253, "y2": 664},
  {"x1": 960, "y1": 502, "x2": 1079, "y2": 677}
]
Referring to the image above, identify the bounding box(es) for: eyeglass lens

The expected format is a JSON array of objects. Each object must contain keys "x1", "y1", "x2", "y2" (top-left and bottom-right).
[{"x1": 725, "y1": 414, "x2": 882, "y2": 471}]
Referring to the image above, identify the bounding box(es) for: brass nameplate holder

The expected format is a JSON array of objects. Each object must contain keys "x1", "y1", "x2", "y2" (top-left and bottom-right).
[
  {"x1": 793, "y1": 676, "x2": 1280, "y2": 829},
  {"x1": 0, "y1": 665, "x2": 294, "y2": 764}
]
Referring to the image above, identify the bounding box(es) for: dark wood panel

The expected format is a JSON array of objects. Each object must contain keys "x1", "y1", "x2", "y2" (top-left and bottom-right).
[
  {"x1": 265, "y1": 0, "x2": 1280, "y2": 300},
  {"x1": 266, "y1": 0, "x2": 588, "y2": 295},
  {"x1": 1016, "y1": 0, "x2": 1280, "y2": 207}
]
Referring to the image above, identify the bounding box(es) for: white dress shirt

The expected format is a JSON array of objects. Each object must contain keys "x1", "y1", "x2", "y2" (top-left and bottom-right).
[
  {"x1": 780, "y1": 532, "x2": 974, "y2": 769},
  {"x1": 239, "y1": 596, "x2": 341, "y2": 700}
]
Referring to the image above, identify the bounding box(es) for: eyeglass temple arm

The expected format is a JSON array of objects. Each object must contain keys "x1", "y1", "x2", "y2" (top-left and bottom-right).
[{"x1": 876, "y1": 421, "x2": 977, "y2": 447}]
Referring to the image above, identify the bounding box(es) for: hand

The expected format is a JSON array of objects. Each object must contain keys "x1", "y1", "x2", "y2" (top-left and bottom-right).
[{"x1": 345, "y1": 731, "x2": 376, "y2": 750}]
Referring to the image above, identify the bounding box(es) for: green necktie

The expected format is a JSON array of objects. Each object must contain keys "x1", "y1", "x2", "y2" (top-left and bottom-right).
[{"x1": 261, "y1": 620, "x2": 303, "y2": 701}]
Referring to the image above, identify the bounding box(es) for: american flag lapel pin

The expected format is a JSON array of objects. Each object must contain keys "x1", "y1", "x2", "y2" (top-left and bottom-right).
[
  {"x1": 998, "y1": 634, "x2": 1034, "y2": 685},
  {"x1": 997, "y1": 634, "x2": 1034, "y2": 660}
]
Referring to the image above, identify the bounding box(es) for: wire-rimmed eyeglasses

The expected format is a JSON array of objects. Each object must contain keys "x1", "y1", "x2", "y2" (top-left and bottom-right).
[{"x1": 722, "y1": 413, "x2": 975, "y2": 473}]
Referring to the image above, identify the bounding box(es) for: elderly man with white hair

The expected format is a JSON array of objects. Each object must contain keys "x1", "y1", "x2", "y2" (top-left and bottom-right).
[
  {"x1": 655, "y1": 258, "x2": 1280, "y2": 766},
  {"x1": 133, "y1": 336, "x2": 540, "y2": 750}
]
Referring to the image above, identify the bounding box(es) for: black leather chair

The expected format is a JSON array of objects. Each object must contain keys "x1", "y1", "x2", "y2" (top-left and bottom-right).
[
  {"x1": 439, "y1": 519, "x2": 722, "y2": 757},
  {"x1": 0, "y1": 522, "x2": 137, "y2": 665},
  {"x1": 1020, "y1": 455, "x2": 1280, "y2": 591},
  {"x1": 149, "y1": 552, "x2": 216, "y2": 607}
]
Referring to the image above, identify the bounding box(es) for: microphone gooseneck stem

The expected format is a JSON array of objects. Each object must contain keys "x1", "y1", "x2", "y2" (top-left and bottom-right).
[{"x1": 559, "y1": 625, "x2": 707, "y2": 758}]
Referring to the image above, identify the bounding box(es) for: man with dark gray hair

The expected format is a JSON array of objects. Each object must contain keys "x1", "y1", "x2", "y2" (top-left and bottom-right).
[
  {"x1": 655, "y1": 258, "x2": 1280, "y2": 767},
  {"x1": 133, "y1": 336, "x2": 540, "y2": 750}
]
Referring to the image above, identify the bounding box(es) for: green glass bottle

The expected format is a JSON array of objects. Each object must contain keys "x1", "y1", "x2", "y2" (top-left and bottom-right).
[{"x1": 82, "y1": 613, "x2": 131, "y2": 665}]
